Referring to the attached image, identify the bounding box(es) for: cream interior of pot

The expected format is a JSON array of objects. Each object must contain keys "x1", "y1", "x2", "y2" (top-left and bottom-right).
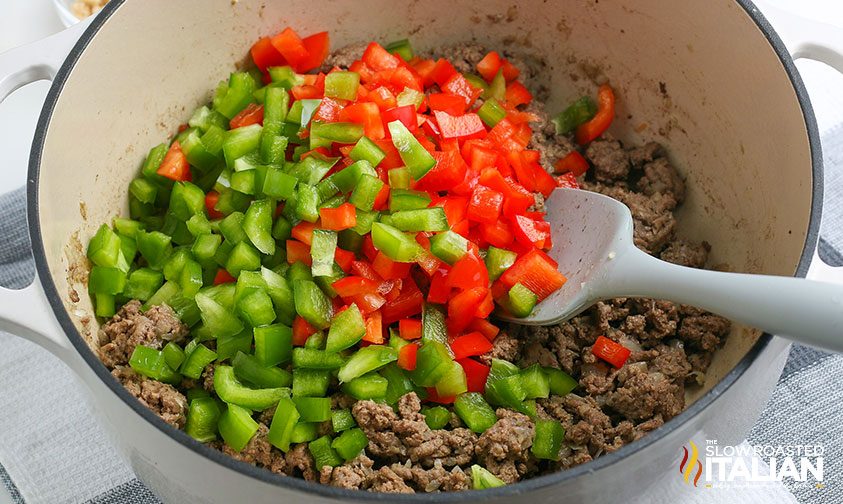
[{"x1": 40, "y1": 0, "x2": 813, "y2": 406}]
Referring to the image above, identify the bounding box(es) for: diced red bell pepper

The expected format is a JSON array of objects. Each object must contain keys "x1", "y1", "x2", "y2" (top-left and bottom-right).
[
  {"x1": 576, "y1": 84, "x2": 615, "y2": 145},
  {"x1": 399, "y1": 318, "x2": 423, "y2": 341},
  {"x1": 229, "y1": 103, "x2": 264, "y2": 129},
  {"x1": 362, "y1": 42, "x2": 401, "y2": 71},
  {"x1": 372, "y1": 182, "x2": 391, "y2": 211},
  {"x1": 414, "y1": 150, "x2": 469, "y2": 192},
  {"x1": 270, "y1": 28, "x2": 310, "y2": 70},
  {"x1": 427, "y1": 93, "x2": 467, "y2": 116},
  {"x1": 286, "y1": 240, "x2": 312, "y2": 266},
  {"x1": 499, "y1": 248, "x2": 566, "y2": 301},
  {"x1": 476, "y1": 51, "x2": 503, "y2": 82},
  {"x1": 511, "y1": 214, "x2": 552, "y2": 250},
  {"x1": 500, "y1": 59, "x2": 520, "y2": 82},
  {"x1": 446, "y1": 252, "x2": 489, "y2": 291},
  {"x1": 338, "y1": 102, "x2": 385, "y2": 139},
  {"x1": 410, "y1": 57, "x2": 436, "y2": 86},
  {"x1": 468, "y1": 318, "x2": 500, "y2": 341},
  {"x1": 468, "y1": 145, "x2": 498, "y2": 173},
  {"x1": 372, "y1": 252, "x2": 412, "y2": 280},
  {"x1": 441, "y1": 73, "x2": 483, "y2": 108},
  {"x1": 298, "y1": 31, "x2": 330, "y2": 72},
  {"x1": 382, "y1": 105, "x2": 417, "y2": 134},
  {"x1": 488, "y1": 118, "x2": 529, "y2": 153},
  {"x1": 447, "y1": 286, "x2": 489, "y2": 333},
  {"x1": 505, "y1": 81, "x2": 533, "y2": 108},
  {"x1": 213, "y1": 269, "x2": 236, "y2": 285},
  {"x1": 319, "y1": 203, "x2": 357, "y2": 231},
  {"x1": 556, "y1": 172, "x2": 580, "y2": 189},
  {"x1": 362, "y1": 310, "x2": 385, "y2": 344},
  {"x1": 388, "y1": 65, "x2": 423, "y2": 92},
  {"x1": 592, "y1": 335, "x2": 631, "y2": 368},
  {"x1": 250, "y1": 37, "x2": 287, "y2": 72},
  {"x1": 467, "y1": 185, "x2": 504, "y2": 225},
  {"x1": 416, "y1": 250, "x2": 441, "y2": 276},
  {"x1": 313, "y1": 97, "x2": 344, "y2": 123},
  {"x1": 382, "y1": 278, "x2": 424, "y2": 324},
  {"x1": 432, "y1": 111, "x2": 486, "y2": 141},
  {"x1": 352, "y1": 292, "x2": 387, "y2": 315},
  {"x1": 457, "y1": 358, "x2": 491, "y2": 393},
  {"x1": 351, "y1": 260, "x2": 383, "y2": 281},
  {"x1": 334, "y1": 248, "x2": 355, "y2": 273},
  {"x1": 398, "y1": 342, "x2": 419, "y2": 371},
  {"x1": 204, "y1": 190, "x2": 224, "y2": 219},
  {"x1": 157, "y1": 141, "x2": 192, "y2": 182},
  {"x1": 362, "y1": 234, "x2": 378, "y2": 262},
  {"x1": 430, "y1": 58, "x2": 458, "y2": 87},
  {"x1": 425, "y1": 387, "x2": 456, "y2": 404},
  {"x1": 293, "y1": 315, "x2": 318, "y2": 346},
  {"x1": 291, "y1": 84, "x2": 322, "y2": 100},
  {"x1": 333, "y1": 276, "x2": 379, "y2": 297},
  {"x1": 474, "y1": 290, "x2": 495, "y2": 319},
  {"x1": 427, "y1": 270, "x2": 451, "y2": 304},
  {"x1": 450, "y1": 332, "x2": 494, "y2": 360},
  {"x1": 291, "y1": 221, "x2": 317, "y2": 245},
  {"x1": 372, "y1": 138, "x2": 404, "y2": 169},
  {"x1": 366, "y1": 86, "x2": 398, "y2": 111},
  {"x1": 480, "y1": 220, "x2": 514, "y2": 248},
  {"x1": 554, "y1": 151, "x2": 589, "y2": 177}
]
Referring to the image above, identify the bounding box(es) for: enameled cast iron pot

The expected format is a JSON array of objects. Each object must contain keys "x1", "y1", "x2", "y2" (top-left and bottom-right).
[{"x1": 1, "y1": 1, "x2": 842, "y2": 502}]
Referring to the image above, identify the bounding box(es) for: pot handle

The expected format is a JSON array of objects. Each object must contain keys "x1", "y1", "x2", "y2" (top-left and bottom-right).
[
  {"x1": 0, "y1": 19, "x2": 93, "y2": 356},
  {"x1": 753, "y1": 1, "x2": 843, "y2": 283}
]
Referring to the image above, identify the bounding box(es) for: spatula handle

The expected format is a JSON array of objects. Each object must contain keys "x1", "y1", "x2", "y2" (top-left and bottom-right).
[{"x1": 606, "y1": 246, "x2": 843, "y2": 353}]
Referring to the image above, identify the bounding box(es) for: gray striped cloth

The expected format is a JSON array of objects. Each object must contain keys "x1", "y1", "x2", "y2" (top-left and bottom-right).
[{"x1": 2, "y1": 60, "x2": 843, "y2": 503}]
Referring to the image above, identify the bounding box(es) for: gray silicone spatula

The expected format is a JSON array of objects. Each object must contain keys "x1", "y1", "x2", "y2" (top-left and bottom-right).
[{"x1": 498, "y1": 188, "x2": 843, "y2": 353}]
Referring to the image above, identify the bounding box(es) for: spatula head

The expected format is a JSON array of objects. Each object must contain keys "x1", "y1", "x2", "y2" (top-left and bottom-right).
[{"x1": 496, "y1": 188, "x2": 636, "y2": 325}]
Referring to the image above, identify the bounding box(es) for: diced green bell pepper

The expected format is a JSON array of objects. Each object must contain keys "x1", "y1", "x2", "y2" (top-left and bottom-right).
[
  {"x1": 254, "y1": 323, "x2": 293, "y2": 367},
  {"x1": 162, "y1": 341, "x2": 187, "y2": 370},
  {"x1": 195, "y1": 291, "x2": 244, "y2": 337},
  {"x1": 218, "y1": 403, "x2": 259, "y2": 452},
  {"x1": 136, "y1": 231, "x2": 173, "y2": 269},
  {"x1": 309, "y1": 435, "x2": 343, "y2": 469},
  {"x1": 310, "y1": 230, "x2": 338, "y2": 277},
  {"x1": 434, "y1": 360, "x2": 468, "y2": 397},
  {"x1": 129, "y1": 178, "x2": 158, "y2": 205},
  {"x1": 129, "y1": 345, "x2": 181, "y2": 384},
  {"x1": 88, "y1": 224, "x2": 123, "y2": 268},
  {"x1": 521, "y1": 364, "x2": 550, "y2": 399},
  {"x1": 226, "y1": 241, "x2": 261, "y2": 277},
  {"x1": 337, "y1": 345, "x2": 398, "y2": 383},
  {"x1": 263, "y1": 167, "x2": 297, "y2": 200},
  {"x1": 544, "y1": 367, "x2": 578, "y2": 396},
  {"x1": 331, "y1": 409, "x2": 356, "y2": 432},
  {"x1": 409, "y1": 341, "x2": 452, "y2": 387},
  {"x1": 292, "y1": 368, "x2": 331, "y2": 397},
  {"x1": 385, "y1": 38, "x2": 414, "y2": 60},
  {"x1": 387, "y1": 120, "x2": 436, "y2": 180},
  {"x1": 471, "y1": 465, "x2": 506, "y2": 489},
  {"x1": 388, "y1": 189, "x2": 430, "y2": 211},
  {"x1": 267, "y1": 396, "x2": 300, "y2": 452},
  {"x1": 243, "y1": 199, "x2": 275, "y2": 255},
  {"x1": 348, "y1": 174, "x2": 384, "y2": 212},
  {"x1": 291, "y1": 422, "x2": 320, "y2": 443},
  {"x1": 180, "y1": 343, "x2": 217, "y2": 379},
  {"x1": 324, "y1": 71, "x2": 360, "y2": 101},
  {"x1": 485, "y1": 246, "x2": 517, "y2": 281},
  {"x1": 454, "y1": 392, "x2": 497, "y2": 433},
  {"x1": 123, "y1": 268, "x2": 164, "y2": 301},
  {"x1": 232, "y1": 351, "x2": 291, "y2": 388},
  {"x1": 292, "y1": 348, "x2": 345, "y2": 370},
  {"x1": 371, "y1": 222, "x2": 422, "y2": 262},
  {"x1": 295, "y1": 184, "x2": 320, "y2": 223},
  {"x1": 532, "y1": 419, "x2": 565, "y2": 460},
  {"x1": 381, "y1": 363, "x2": 416, "y2": 405},
  {"x1": 185, "y1": 396, "x2": 221, "y2": 442},
  {"x1": 214, "y1": 365, "x2": 289, "y2": 411},
  {"x1": 388, "y1": 208, "x2": 449, "y2": 232},
  {"x1": 429, "y1": 230, "x2": 468, "y2": 265},
  {"x1": 331, "y1": 427, "x2": 368, "y2": 461},
  {"x1": 507, "y1": 283, "x2": 538, "y2": 318},
  {"x1": 349, "y1": 137, "x2": 385, "y2": 166},
  {"x1": 325, "y1": 303, "x2": 366, "y2": 353},
  {"x1": 552, "y1": 96, "x2": 598, "y2": 135},
  {"x1": 292, "y1": 280, "x2": 333, "y2": 329},
  {"x1": 223, "y1": 124, "x2": 262, "y2": 167},
  {"x1": 292, "y1": 396, "x2": 331, "y2": 422},
  {"x1": 88, "y1": 266, "x2": 126, "y2": 295},
  {"x1": 422, "y1": 405, "x2": 450, "y2": 430},
  {"x1": 342, "y1": 373, "x2": 388, "y2": 400}
]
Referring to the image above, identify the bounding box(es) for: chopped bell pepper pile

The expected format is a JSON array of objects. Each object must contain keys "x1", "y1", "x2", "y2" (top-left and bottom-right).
[{"x1": 87, "y1": 27, "x2": 627, "y2": 484}]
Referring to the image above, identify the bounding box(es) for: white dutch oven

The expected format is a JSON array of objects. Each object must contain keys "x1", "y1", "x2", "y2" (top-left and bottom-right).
[{"x1": 0, "y1": 0, "x2": 841, "y2": 502}]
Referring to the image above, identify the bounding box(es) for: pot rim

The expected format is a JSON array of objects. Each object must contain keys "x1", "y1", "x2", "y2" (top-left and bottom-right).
[{"x1": 26, "y1": 0, "x2": 823, "y2": 500}]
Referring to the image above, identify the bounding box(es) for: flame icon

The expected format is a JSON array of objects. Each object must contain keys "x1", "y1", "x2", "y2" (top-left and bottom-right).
[{"x1": 679, "y1": 441, "x2": 703, "y2": 487}]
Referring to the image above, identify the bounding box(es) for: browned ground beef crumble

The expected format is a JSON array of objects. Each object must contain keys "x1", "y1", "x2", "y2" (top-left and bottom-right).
[{"x1": 96, "y1": 43, "x2": 731, "y2": 492}]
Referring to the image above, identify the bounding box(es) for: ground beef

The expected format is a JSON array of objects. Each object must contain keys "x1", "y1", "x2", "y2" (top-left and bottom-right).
[
  {"x1": 111, "y1": 366, "x2": 187, "y2": 428},
  {"x1": 660, "y1": 240, "x2": 710, "y2": 268},
  {"x1": 636, "y1": 157, "x2": 686, "y2": 203},
  {"x1": 98, "y1": 300, "x2": 188, "y2": 368},
  {"x1": 222, "y1": 424, "x2": 287, "y2": 474},
  {"x1": 286, "y1": 443, "x2": 317, "y2": 481},
  {"x1": 586, "y1": 138, "x2": 630, "y2": 183},
  {"x1": 585, "y1": 183, "x2": 678, "y2": 253},
  {"x1": 475, "y1": 409, "x2": 535, "y2": 483}
]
